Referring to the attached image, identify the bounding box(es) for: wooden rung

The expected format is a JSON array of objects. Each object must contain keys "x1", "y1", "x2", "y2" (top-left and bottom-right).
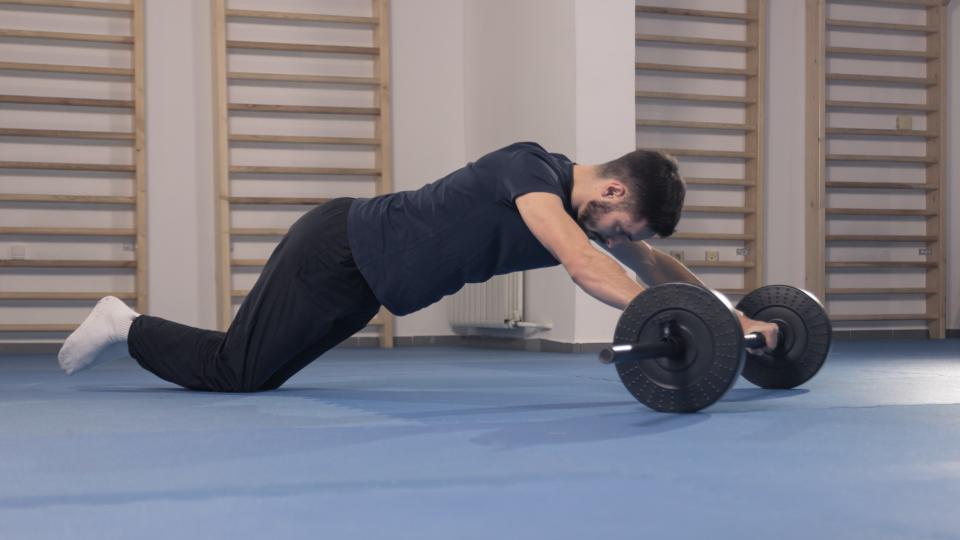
[
  {"x1": 225, "y1": 8, "x2": 377, "y2": 25},
  {"x1": 227, "y1": 196, "x2": 330, "y2": 205},
  {"x1": 0, "y1": 226, "x2": 134, "y2": 236},
  {"x1": 0, "y1": 324, "x2": 77, "y2": 332},
  {"x1": 228, "y1": 72, "x2": 378, "y2": 86},
  {"x1": 230, "y1": 134, "x2": 378, "y2": 146},
  {"x1": 0, "y1": 29, "x2": 133, "y2": 44},
  {"x1": 717, "y1": 289, "x2": 749, "y2": 296},
  {"x1": 826, "y1": 208, "x2": 936, "y2": 216},
  {"x1": 668, "y1": 232, "x2": 754, "y2": 240},
  {"x1": 231, "y1": 259, "x2": 267, "y2": 268},
  {"x1": 830, "y1": 313, "x2": 937, "y2": 322},
  {"x1": 0, "y1": 193, "x2": 135, "y2": 203},
  {"x1": 826, "y1": 127, "x2": 937, "y2": 138},
  {"x1": 0, "y1": 161, "x2": 134, "y2": 172},
  {"x1": 227, "y1": 40, "x2": 378, "y2": 56},
  {"x1": 828, "y1": 0, "x2": 939, "y2": 8},
  {"x1": 827, "y1": 234, "x2": 935, "y2": 242},
  {"x1": 827, "y1": 73, "x2": 937, "y2": 86},
  {"x1": 0, "y1": 291, "x2": 136, "y2": 300},
  {"x1": 682, "y1": 261, "x2": 755, "y2": 268},
  {"x1": 825, "y1": 18, "x2": 936, "y2": 33},
  {"x1": 230, "y1": 228, "x2": 287, "y2": 236},
  {"x1": 825, "y1": 181, "x2": 936, "y2": 190},
  {"x1": 0, "y1": 0, "x2": 133, "y2": 12},
  {"x1": 637, "y1": 119, "x2": 754, "y2": 131},
  {"x1": 0, "y1": 94, "x2": 133, "y2": 108},
  {"x1": 683, "y1": 206, "x2": 755, "y2": 214},
  {"x1": 826, "y1": 261, "x2": 937, "y2": 269},
  {"x1": 0, "y1": 61, "x2": 132, "y2": 77},
  {"x1": 634, "y1": 5, "x2": 755, "y2": 21},
  {"x1": 635, "y1": 34, "x2": 755, "y2": 48},
  {"x1": 684, "y1": 177, "x2": 753, "y2": 186},
  {"x1": 655, "y1": 148, "x2": 755, "y2": 159},
  {"x1": 826, "y1": 46, "x2": 935, "y2": 59},
  {"x1": 0, "y1": 128, "x2": 134, "y2": 140},
  {"x1": 826, "y1": 100, "x2": 935, "y2": 112},
  {"x1": 229, "y1": 165, "x2": 379, "y2": 176},
  {"x1": 635, "y1": 63, "x2": 755, "y2": 76},
  {"x1": 826, "y1": 154, "x2": 935, "y2": 164},
  {"x1": 636, "y1": 91, "x2": 749, "y2": 104},
  {"x1": 0, "y1": 259, "x2": 136, "y2": 268},
  {"x1": 228, "y1": 103, "x2": 378, "y2": 115},
  {"x1": 826, "y1": 288, "x2": 934, "y2": 295}
]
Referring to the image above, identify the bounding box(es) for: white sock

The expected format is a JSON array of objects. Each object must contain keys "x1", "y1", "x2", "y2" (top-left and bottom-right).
[{"x1": 58, "y1": 296, "x2": 140, "y2": 375}]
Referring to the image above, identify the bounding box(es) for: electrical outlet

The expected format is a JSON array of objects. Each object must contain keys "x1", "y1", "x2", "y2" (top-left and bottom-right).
[
  {"x1": 9, "y1": 244, "x2": 26, "y2": 260},
  {"x1": 736, "y1": 247, "x2": 750, "y2": 256},
  {"x1": 705, "y1": 250, "x2": 719, "y2": 262},
  {"x1": 896, "y1": 115, "x2": 913, "y2": 130},
  {"x1": 669, "y1": 250, "x2": 684, "y2": 262}
]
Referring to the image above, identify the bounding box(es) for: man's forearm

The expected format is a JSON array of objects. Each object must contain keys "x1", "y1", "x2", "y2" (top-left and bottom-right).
[
  {"x1": 569, "y1": 251, "x2": 645, "y2": 311},
  {"x1": 650, "y1": 249, "x2": 764, "y2": 332},
  {"x1": 631, "y1": 244, "x2": 707, "y2": 288}
]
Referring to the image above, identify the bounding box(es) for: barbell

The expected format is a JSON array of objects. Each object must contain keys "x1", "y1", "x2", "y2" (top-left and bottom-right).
[{"x1": 599, "y1": 283, "x2": 832, "y2": 413}]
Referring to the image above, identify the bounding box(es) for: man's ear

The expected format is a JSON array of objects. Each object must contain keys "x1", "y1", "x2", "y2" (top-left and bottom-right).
[{"x1": 601, "y1": 181, "x2": 627, "y2": 200}]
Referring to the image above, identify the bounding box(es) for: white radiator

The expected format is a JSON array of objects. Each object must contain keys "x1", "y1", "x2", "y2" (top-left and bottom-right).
[{"x1": 447, "y1": 273, "x2": 524, "y2": 329}]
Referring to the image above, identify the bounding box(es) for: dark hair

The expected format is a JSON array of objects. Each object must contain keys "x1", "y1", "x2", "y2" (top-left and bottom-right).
[{"x1": 598, "y1": 149, "x2": 685, "y2": 237}]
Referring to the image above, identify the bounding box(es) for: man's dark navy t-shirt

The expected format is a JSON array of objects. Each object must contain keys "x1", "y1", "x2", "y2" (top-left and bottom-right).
[{"x1": 347, "y1": 141, "x2": 575, "y2": 316}]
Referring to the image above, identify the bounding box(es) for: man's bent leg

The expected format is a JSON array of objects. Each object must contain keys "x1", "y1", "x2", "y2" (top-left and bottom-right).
[{"x1": 126, "y1": 198, "x2": 375, "y2": 392}]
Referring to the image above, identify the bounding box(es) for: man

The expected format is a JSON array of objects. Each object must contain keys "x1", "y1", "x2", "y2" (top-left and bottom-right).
[{"x1": 58, "y1": 141, "x2": 777, "y2": 391}]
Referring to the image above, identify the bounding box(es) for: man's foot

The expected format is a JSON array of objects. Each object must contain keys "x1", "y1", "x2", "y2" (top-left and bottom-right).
[{"x1": 58, "y1": 296, "x2": 139, "y2": 375}]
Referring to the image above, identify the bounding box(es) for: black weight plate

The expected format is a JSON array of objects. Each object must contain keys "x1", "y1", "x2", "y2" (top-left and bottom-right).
[
  {"x1": 613, "y1": 283, "x2": 744, "y2": 413},
  {"x1": 736, "y1": 285, "x2": 832, "y2": 389}
]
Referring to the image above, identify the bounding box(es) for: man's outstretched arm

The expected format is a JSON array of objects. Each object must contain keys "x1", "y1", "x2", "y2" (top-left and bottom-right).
[
  {"x1": 515, "y1": 192, "x2": 644, "y2": 311},
  {"x1": 603, "y1": 240, "x2": 779, "y2": 350},
  {"x1": 603, "y1": 240, "x2": 705, "y2": 289}
]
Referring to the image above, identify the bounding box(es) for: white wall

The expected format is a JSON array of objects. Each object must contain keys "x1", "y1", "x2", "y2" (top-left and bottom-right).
[
  {"x1": 144, "y1": 0, "x2": 217, "y2": 328},
  {"x1": 765, "y1": 0, "x2": 807, "y2": 293},
  {"x1": 461, "y1": 0, "x2": 580, "y2": 342},
  {"x1": 571, "y1": 0, "x2": 637, "y2": 343},
  {"x1": 388, "y1": 0, "x2": 466, "y2": 338}
]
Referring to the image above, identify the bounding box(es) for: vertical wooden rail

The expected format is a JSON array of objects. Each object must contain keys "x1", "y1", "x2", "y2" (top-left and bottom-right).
[
  {"x1": 744, "y1": 0, "x2": 765, "y2": 291},
  {"x1": 132, "y1": 0, "x2": 148, "y2": 314},
  {"x1": 211, "y1": 0, "x2": 232, "y2": 330},
  {"x1": 926, "y1": 2, "x2": 946, "y2": 338},
  {"x1": 804, "y1": 0, "x2": 826, "y2": 299},
  {"x1": 373, "y1": 0, "x2": 395, "y2": 347}
]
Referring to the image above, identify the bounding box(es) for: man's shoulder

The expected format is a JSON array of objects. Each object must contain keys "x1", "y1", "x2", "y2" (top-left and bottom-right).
[{"x1": 495, "y1": 141, "x2": 549, "y2": 157}]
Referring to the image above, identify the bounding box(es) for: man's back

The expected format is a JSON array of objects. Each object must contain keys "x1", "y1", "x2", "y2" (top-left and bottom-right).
[{"x1": 348, "y1": 141, "x2": 575, "y2": 315}]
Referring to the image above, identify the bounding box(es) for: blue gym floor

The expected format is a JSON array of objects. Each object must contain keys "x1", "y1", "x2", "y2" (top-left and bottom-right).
[{"x1": 1, "y1": 340, "x2": 959, "y2": 540}]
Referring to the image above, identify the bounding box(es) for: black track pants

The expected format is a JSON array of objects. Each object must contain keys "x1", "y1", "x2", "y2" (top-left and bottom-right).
[{"x1": 127, "y1": 198, "x2": 381, "y2": 392}]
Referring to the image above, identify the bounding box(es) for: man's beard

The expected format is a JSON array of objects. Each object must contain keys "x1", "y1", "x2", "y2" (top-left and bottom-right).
[{"x1": 577, "y1": 200, "x2": 620, "y2": 230}]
